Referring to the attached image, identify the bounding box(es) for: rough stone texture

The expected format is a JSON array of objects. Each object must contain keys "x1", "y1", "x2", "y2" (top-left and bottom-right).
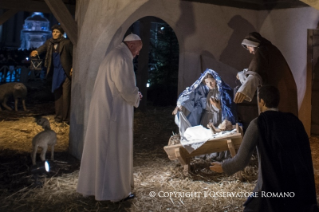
[{"x1": 70, "y1": 0, "x2": 319, "y2": 159}]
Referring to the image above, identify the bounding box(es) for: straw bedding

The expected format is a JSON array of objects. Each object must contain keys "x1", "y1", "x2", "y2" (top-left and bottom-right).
[{"x1": 0, "y1": 104, "x2": 318, "y2": 212}]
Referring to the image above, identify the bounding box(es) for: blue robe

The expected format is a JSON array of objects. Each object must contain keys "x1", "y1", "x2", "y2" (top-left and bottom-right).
[
  {"x1": 177, "y1": 69, "x2": 236, "y2": 123},
  {"x1": 51, "y1": 52, "x2": 66, "y2": 92},
  {"x1": 175, "y1": 69, "x2": 236, "y2": 134}
]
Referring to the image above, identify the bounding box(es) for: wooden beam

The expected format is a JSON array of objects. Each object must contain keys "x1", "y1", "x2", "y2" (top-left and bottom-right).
[
  {"x1": 0, "y1": 0, "x2": 75, "y2": 14},
  {"x1": 0, "y1": 9, "x2": 19, "y2": 25},
  {"x1": 44, "y1": 0, "x2": 77, "y2": 44},
  {"x1": 301, "y1": 0, "x2": 319, "y2": 11}
]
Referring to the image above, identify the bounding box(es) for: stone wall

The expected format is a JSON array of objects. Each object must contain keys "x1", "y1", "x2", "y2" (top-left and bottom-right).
[{"x1": 70, "y1": 0, "x2": 319, "y2": 159}]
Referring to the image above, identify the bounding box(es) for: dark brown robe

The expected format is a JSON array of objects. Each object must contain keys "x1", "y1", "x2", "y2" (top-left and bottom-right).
[{"x1": 247, "y1": 33, "x2": 298, "y2": 116}]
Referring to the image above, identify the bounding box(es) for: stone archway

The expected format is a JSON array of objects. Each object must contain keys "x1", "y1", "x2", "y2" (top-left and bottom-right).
[
  {"x1": 70, "y1": 0, "x2": 263, "y2": 159},
  {"x1": 84, "y1": 1, "x2": 186, "y2": 100},
  {"x1": 71, "y1": 2, "x2": 186, "y2": 159},
  {"x1": 123, "y1": 16, "x2": 180, "y2": 109}
]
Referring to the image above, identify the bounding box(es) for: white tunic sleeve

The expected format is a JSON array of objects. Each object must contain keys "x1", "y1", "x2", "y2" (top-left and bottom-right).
[
  {"x1": 237, "y1": 74, "x2": 260, "y2": 102},
  {"x1": 111, "y1": 58, "x2": 140, "y2": 108},
  {"x1": 237, "y1": 69, "x2": 247, "y2": 84}
]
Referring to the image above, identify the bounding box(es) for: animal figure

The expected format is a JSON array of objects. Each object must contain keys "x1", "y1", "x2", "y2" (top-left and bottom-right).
[
  {"x1": 31, "y1": 117, "x2": 57, "y2": 165},
  {"x1": 0, "y1": 82, "x2": 27, "y2": 111}
]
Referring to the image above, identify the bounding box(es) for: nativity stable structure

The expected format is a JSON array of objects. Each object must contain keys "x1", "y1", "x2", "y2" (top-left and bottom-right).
[
  {"x1": 1, "y1": 0, "x2": 319, "y2": 159},
  {"x1": 69, "y1": 0, "x2": 319, "y2": 159}
]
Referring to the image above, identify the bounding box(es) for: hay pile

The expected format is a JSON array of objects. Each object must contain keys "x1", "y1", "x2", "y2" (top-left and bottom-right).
[
  {"x1": 132, "y1": 158, "x2": 256, "y2": 212},
  {"x1": 0, "y1": 105, "x2": 318, "y2": 211},
  {"x1": 0, "y1": 158, "x2": 256, "y2": 212},
  {"x1": 0, "y1": 115, "x2": 69, "y2": 154}
]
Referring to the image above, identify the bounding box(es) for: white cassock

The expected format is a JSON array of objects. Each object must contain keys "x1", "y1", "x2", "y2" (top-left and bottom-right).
[{"x1": 77, "y1": 42, "x2": 140, "y2": 201}]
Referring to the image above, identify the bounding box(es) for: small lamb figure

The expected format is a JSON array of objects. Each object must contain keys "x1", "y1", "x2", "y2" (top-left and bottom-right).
[{"x1": 31, "y1": 117, "x2": 57, "y2": 165}]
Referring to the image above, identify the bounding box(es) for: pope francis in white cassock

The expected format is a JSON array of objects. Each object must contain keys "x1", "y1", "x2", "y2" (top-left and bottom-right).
[{"x1": 77, "y1": 34, "x2": 143, "y2": 202}]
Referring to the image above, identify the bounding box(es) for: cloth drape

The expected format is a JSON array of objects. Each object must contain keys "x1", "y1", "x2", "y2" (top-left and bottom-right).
[{"x1": 175, "y1": 68, "x2": 236, "y2": 135}]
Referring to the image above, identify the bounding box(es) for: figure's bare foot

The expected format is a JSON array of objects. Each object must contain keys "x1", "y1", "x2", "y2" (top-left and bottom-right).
[{"x1": 172, "y1": 106, "x2": 179, "y2": 115}]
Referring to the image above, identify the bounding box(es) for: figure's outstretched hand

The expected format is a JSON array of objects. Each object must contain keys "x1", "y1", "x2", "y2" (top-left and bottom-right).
[
  {"x1": 210, "y1": 98, "x2": 221, "y2": 109},
  {"x1": 234, "y1": 92, "x2": 247, "y2": 103},
  {"x1": 172, "y1": 106, "x2": 181, "y2": 115},
  {"x1": 30, "y1": 50, "x2": 38, "y2": 57},
  {"x1": 138, "y1": 92, "x2": 143, "y2": 100},
  {"x1": 210, "y1": 162, "x2": 223, "y2": 173}
]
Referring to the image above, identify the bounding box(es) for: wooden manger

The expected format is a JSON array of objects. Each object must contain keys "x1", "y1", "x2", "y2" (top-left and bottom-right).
[{"x1": 164, "y1": 124, "x2": 243, "y2": 176}]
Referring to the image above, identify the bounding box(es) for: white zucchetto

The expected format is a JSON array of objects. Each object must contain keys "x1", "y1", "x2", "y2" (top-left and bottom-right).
[{"x1": 123, "y1": 33, "x2": 141, "y2": 41}]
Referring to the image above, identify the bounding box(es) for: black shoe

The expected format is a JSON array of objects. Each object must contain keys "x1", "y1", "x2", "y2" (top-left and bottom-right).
[
  {"x1": 111, "y1": 193, "x2": 135, "y2": 203},
  {"x1": 121, "y1": 193, "x2": 135, "y2": 202}
]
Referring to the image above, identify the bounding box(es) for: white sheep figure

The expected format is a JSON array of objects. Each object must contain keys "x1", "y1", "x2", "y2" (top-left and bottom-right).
[{"x1": 31, "y1": 117, "x2": 57, "y2": 165}]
